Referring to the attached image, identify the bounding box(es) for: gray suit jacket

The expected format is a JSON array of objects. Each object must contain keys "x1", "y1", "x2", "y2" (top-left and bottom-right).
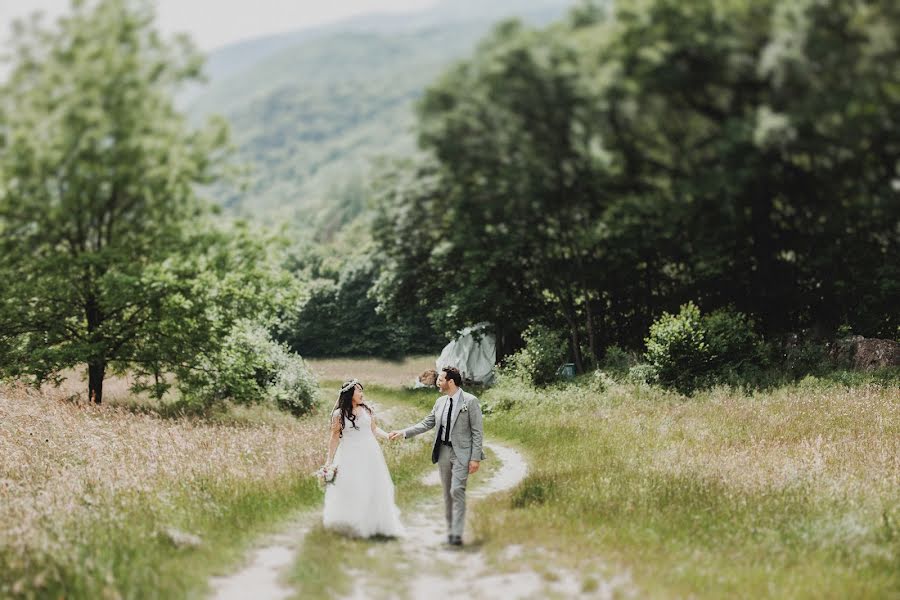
[{"x1": 402, "y1": 389, "x2": 486, "y2": 465}]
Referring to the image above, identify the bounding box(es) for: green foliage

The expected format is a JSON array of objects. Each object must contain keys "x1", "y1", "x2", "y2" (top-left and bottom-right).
[
  {"x1": 374, "y1": 21, "x2": 608, "y2": 364},
  {"x1": 0, "y1": 0, "x2": 309, "y2": 410},
  {"x1": 601, "y1": 0, "x2": 900, "y2": 339},
  {"x1": 644, "y1": 302, "x2": 710, "y2": 394},
  {"x1": 503, "y1": 324, "x2": 570, "y2": 387},
  {"x1": 703, "y1": 308, "x2": 767, "y2": 380},
  {"x1": 372, "y1": 0, "x2": 900, "y2": 376},
  {"x1": 626, "y1": 363, "x2": 657, "y2": 386},
  {"x1": 644, "y1": 303, "x2": 768, "y2": 393},
  {"x1": 178, "y1": 321, "x2": 317, "y2": 416},
  {"x1": 780, "y1": 336, "x2": 831, "y2": 379},
  {"x1": 277, "y1": 230, "x2": 444, "y2": 359},
  {"x1": 600, "y1": 345, "x2": 635, "y2": 376}
]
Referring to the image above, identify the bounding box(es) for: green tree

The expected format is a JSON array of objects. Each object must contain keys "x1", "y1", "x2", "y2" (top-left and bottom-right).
[
  {"x1": 279, "y1": 221, "x2": 443, "y2": 359},
  {"x1": 597, "y1": 0, "x2": 900, "y2": 337},
  {"x1": 0, "y1": 0, "x2": 280, "y2": 404},
  {"x1": 374, "y1": 19, "x2": 611, "y2": 367}
]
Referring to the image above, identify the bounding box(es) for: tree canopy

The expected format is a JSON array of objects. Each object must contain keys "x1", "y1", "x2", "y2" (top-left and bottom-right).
[
  {"x1": 372, "y1": 0, "x2": 900, "y2": 367},
  {"x1": 0, "y1": 0, "x2": 297, "y2": 404}
]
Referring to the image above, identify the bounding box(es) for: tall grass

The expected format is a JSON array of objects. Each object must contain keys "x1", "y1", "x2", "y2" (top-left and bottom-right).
[
  {"x1": 0, "y1": 381, "x2": 334, "y2": 599},
  {"x1": 465, "y1": 370, "x2": 900, "y2": 598},
  {"x1": 380, "y1": 368, "x2": 899, "y2": 596}
]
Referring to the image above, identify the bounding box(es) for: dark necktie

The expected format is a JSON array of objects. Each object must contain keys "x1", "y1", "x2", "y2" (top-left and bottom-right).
[{"x1": 444, "y1": 395, "x2": 453, "y2": 443}]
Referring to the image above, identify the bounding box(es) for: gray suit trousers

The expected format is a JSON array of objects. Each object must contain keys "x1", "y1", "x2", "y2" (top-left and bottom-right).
[{"x1": 438, "y1": 443, "x2": 470, "y2": 538}]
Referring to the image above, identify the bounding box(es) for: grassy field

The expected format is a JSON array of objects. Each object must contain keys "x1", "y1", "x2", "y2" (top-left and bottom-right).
[
  {"x1": 460, "y1": 372, "x2": 900, "y2": 598},
  {"x1": 305, "y1": 357, "x2": 436, "y2": 388},
  {"x1": 3, "y1": 359, "x2": 897, "y2": 599},
  {"x1": 0, "y1": 379, "x2": 337, "y2": 599},
  {"x1": 0, "y1": 360, "x2": 438, "y2": 600}
]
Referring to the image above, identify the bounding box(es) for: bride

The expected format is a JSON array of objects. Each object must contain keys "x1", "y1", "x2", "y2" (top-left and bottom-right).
[{"x1": 322, "y1": 379, "x2": 404, "y2": 538}]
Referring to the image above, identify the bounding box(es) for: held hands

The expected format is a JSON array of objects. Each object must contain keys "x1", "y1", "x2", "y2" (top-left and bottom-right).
[{"x1": 388, "y1": 431, "x2": 403, "y2": 441}]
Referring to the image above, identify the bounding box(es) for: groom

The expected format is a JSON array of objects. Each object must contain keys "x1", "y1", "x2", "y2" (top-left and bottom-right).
[{"x1": 389, "y1": 366, "x2": 485, "y2": 546}]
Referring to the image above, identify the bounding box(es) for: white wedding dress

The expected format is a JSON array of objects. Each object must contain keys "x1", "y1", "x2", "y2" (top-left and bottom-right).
[{"x1": 323, "y1": 408, "x2": 404, "y2": 538}]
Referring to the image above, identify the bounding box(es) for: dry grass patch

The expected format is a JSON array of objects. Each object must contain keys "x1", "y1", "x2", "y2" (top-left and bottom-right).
[
  {"x1": 0, "y1": 381, "x2": 332, "y2": 598},
  {"x1": 306, "y1": 356, "x2": 437, "y2": 388},
  {"x1": 647, "y1": 383, "x2": 900, "y2": 497}
]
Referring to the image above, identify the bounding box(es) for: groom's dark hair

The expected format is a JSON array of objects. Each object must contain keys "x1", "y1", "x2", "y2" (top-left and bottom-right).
[{"x1": 442, "y1": 366, "x2": 462, "y2": 387}]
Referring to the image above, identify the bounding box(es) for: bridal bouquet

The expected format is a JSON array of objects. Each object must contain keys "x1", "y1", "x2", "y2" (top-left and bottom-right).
[{"x1": 315, "y1": 464, "x2": 338, "y2": 489}]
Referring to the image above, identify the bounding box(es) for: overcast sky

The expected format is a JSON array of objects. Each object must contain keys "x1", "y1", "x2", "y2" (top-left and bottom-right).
[{"x1": 1, "y1": 0, "x2": 440, "y2": 50}]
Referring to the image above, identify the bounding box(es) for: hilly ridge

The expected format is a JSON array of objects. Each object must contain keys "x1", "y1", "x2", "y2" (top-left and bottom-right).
[{"x1": 188, "y1": 0, "x2": 577, "y2": 231}]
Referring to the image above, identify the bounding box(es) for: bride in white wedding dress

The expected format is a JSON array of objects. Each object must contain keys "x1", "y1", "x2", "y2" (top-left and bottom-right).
[{"x1": 322, "y1": 379, "x2": 404, "y2": 538}]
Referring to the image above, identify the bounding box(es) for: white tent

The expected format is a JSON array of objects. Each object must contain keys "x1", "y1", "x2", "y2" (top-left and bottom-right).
[{"x1": 436, "y1": 322, "x2": 496, "y2": 385}]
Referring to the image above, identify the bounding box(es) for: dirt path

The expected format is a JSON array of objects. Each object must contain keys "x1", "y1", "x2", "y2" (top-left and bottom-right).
[
  {"x1": 343, "y1": 441, "x2": 631, "y2": 599},
  {"x1": 209, "y1": 405, "x2": 627, "y2": 599},
  {"x1": 208, "y1": 440, "x2": 531, "y2": 600},
  {"x1": 343, "y1": 441, "x2": 537, "y2": 599},
  {"x1": 208, "y1": 514, "x2": 314, "y2": 600}
]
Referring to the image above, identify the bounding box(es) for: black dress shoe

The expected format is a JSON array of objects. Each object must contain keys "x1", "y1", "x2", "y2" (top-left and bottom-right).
[{"x1": 449, "y1": 535, "x2": 463, "y2": 546}]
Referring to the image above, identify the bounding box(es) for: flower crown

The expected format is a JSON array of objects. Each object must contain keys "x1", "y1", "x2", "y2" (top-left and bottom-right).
[{"x1": 339, "y1": 379, "x2": 360, "y2": 394}]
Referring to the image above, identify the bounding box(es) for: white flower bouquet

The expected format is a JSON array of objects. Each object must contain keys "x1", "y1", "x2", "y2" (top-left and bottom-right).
[{"x1": 315, "y1": 464, "x2": 338, "y2": 489}]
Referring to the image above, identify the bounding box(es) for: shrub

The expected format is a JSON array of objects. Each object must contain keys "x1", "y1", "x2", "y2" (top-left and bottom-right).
[
  {"x1": 268, "y1": 345, "x2": 320, "y2": 417},
  {"x1": 503, "y1": 324, "x2": 569, "y2": 387},
  {"x1": 644, "y1": 303, "x2": 766, "y2": 394},
  {"x1": 644, "y1": 302, "x2": 709, "y2": 394},
  {"x1": 178, "y1": 321, "x2": 318, "y2": 416},
  {"x1": 600, "y1": 345, "x2": 636, "y2": 376},
  {"x1": 781, "y1": 335, "x2": 830, "y2": 377},
  {"x1": 626, "y1": 363, "x2": 657, "y2": 385},
  {"x1": 703, "y1": 308, "x2": 768, "y2": 385}
]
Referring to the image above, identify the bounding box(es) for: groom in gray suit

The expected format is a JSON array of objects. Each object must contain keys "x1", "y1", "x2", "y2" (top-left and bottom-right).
[{"x1": 390, "y1": 366, "x2": 485, "y2": 546}]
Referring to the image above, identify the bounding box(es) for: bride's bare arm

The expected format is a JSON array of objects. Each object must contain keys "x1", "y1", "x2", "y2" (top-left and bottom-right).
[{"x1": 325, "y1": 411, "x2": 341, "y2": 465}]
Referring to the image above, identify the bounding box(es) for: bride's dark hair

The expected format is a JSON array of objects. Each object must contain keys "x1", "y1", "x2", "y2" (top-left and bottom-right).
[{"x1": 334, "y1": 379, "x2": 372, "y2": 437}]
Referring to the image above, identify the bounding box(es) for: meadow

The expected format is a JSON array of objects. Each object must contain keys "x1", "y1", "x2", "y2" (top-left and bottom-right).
[
  {"x1": 465, "y1": 372, "x2": 900, "y2": 598},
  {"x1": 2, "y1": 362, "x2": 897, "y2": 599},
  {"x1": 0, "y1": 379, "x2": 330, "y2": 599}
]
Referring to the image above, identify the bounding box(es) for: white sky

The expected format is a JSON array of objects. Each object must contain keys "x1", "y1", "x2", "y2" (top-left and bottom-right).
[{"x1": 1, "y1": 0, "x2": 440, "y2": 50}]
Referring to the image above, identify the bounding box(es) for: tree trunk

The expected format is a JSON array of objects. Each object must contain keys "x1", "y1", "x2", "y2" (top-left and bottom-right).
[
  {"x1": 585, "y1": 293, "x2": 598, "y2": 363},
  {"x1": 85, "y1": 294, "x2": 105, "y2": 404},
  {"x1": 494, "y1": 321, "x2": 507, "y2": 365},
  {"x1": 570, "y1": 325, "x2": 585, "y2": 374},
  {"x1": 153, "y1": 368, "x2": 164, "y2": 400},
  {"x1": 559, "y1": 290, "x2": 585, "y2": 374},
  {"x1": 88, "y1": 361, "x2": 105, "y2": 404}
]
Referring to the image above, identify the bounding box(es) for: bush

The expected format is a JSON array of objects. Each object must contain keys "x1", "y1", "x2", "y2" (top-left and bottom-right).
[
  {"x1": 644, "y1": 303, "x2": 766, "y2": 394},
  {"x1": 502, "y1": 324, "x2": 570, "y2": 387},
  {"x1": 703, "y1": 308, "x2": 768, "y2": 385},
  {"x1": 781, "y1": 335, "x2": 830, "y2": 377},
  {"x1": 644, "y1": 302, "x2": 710, "y2": 393},
  {"x1": 178, "y1": 321, "x2": 318, "y2": 416},
  {"x1": 268, "y1": 344, "x2": 320, "y2": 417},
  {"x1": 626, "y1": 363, "x2": 656, "y2": 385},
  {"x1": 600, "y1": 345, "x2": 636, "y2": 376}
]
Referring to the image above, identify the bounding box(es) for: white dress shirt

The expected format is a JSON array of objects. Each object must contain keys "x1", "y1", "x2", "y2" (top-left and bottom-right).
[{"x1": 442, "y1": 388, "x2": 461, "y2": 434}]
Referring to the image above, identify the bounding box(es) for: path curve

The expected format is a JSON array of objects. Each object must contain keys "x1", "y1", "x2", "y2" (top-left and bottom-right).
[
  {"x1": 343, "y1": 441, "x2": 535, "y2": 599},
  {"x1": 208, "y1": 440, "x2": 528, "y2": 600},
  {"x1": 208, "y1": 514, "x2": 313, "y2": 600}
]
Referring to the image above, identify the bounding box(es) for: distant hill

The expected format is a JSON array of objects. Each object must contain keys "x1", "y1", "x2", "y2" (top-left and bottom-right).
[{"x1": 187, "y1": 0, "x2": 576, "y2": 232}]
